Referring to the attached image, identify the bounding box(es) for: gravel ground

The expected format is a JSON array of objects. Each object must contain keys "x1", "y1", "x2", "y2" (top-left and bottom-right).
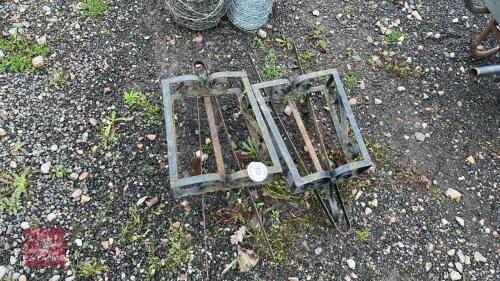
[{"x1": 0, "y1": 0, "x2": 498, "y2": 280}]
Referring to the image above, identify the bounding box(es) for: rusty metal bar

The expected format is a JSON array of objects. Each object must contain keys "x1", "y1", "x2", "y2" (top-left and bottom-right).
[
  {"x1": 204, "y1": 96, "x2": 225, "y2": 175},
  {"x1": 288, "y1": 101, "x2": 323, "y2": 172}
]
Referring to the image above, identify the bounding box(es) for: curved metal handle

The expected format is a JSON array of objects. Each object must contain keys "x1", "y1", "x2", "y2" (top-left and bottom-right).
[{"x1": 470, "y1": 20, "x2": 500, "y2": 59}]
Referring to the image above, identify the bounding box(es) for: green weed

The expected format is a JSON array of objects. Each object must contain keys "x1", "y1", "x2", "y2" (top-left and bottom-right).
[
  {"x1": 80, "y1": 0, "x2": 108, "y2": 19},
  {"x1": 384, "y1": 30, "x2": 405, "y2": 43},
  {"x1": 266, "y1": 49, "x2": 277, "y2": 64},
  {"x1": 355, "y1": 229, "x2": 371, "y2": 241},
  {"x1": 118, "y1": 221, "x2": 132, "y2": 244},
  {"x1": 275, "y1": 36, "x2": 293, "y2": 51},
  {"x1": 130, "y1": 206, "x2": 141, "y2": 225},
  {"x1": 345, "y1": 73, "x2": 358, "y2": 88},
  {"x1": 0, "y1": 167, "x2": 30, "y2": 216},
  {"x1": 202, "y1": 143, "x2": 213, "y2": 154},
  {"x1": 0, "y1": 34, "x2": 50, "y2": 73},
  {"x1": 77, "y1": 259, "x2": 106, "y2": 278},
  {"x1": 100, "y1": 111, "x2": 133, "y2": 150},
  {"x1": 10, "y1": 141, "x2": 25, "y2": 153},
  {"x1": 241, "y1": 138, "x2": 259, "y2": 160},
  {"x1": 316, "y1": 39, "x2": 327, "y2": 52},
  {"x1": 123, "y1": 91, "x2": 161, "y2": 126},
  {"x1": 144, "y1": 243, "x2": 162, "y2": 281},
  {"x1": 430, "y1": 187, "x2": 446, "y2": 201},
  {"x1": 253, "y1": 37, "x2": 267, "y2": 50},
  {"x1": 343, "y1": 49, "x2": 356, "y2": 60},
  {"x1": 300, "y1": 48, "x2": 316, "y2": 62},
  {"x1": 143, "y1": 164, "x2": 155, "y2": 176},
  {"x1": 261, "y1": 49, "x2": 282, "y2": 81},
  {"x1": 54, "y1": 166, "x2": 69, "y2": 178},
  {"x1": 385, "y1": 62, "x2": 410, "y2": 77},
  {"x1": 123, "y1": 91, "x2": 141, "y2": 106},
  {"x1": 164, "y1": 222, "x2": 194, "y2": 271},
  {"x1": 262, "y1": 65, "x2": 282, "y2": 81},
  {"x1": 51, "y1": 71, "x2": 71, "y2": 86},
  {"x1": 30, "y1": 219, "x2": 42, "y2": 228},
  {"x1": 263, "y1": 178, "x2": 292, "y2": 201},
  {"x1": 312, "y1": 25, "x2": 326, "y2": 37}
]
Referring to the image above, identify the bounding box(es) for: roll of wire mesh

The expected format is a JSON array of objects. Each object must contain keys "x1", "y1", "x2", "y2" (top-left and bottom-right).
[
  {"x1": 227, "y1": 0, "x2": 273, "y2": 32},
  {"x1": 166, "y1": 0, "x2": 227, "y2": 31}
]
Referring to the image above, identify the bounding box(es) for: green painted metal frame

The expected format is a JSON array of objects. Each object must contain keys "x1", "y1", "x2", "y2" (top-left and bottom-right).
[
  {"x1": 162, "y1": 66, "x2": 282, "y2": 198},
  {"x1": 250, "y1": 68, "x2": 373, "y2": 194}
]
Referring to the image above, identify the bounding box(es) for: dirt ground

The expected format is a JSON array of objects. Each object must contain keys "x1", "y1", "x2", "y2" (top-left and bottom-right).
[{"x1": 0, "y1": 0, "x2": 498, "y2": 280}]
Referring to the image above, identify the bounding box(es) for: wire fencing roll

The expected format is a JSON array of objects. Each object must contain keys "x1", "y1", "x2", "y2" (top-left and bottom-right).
[
  {"x1": 227, "y1": 0, "x2": 273, "y2": 32},
  {"x1": 166, "y1": 0, "x2": 227, "y2": 31}
]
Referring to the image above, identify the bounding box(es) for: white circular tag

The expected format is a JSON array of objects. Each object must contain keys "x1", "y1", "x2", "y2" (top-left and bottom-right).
[{"x1": 247, "y1": 162, "x2": 268, "y2": 183}]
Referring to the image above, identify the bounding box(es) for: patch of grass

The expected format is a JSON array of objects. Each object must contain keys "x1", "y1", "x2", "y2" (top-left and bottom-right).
[
  {"x1": 77, "y1": 259, "x2": 106, "y2": 278},
  {"x1": 253, "y1": 37, "x2": 267, "y2": 50},
  {"x1": 130, "y1": 206, "x2": 141, "y2": 225},
  {"x1": 99, "y1": 111, "x2": 133, "y2": 150},
  {"x1": 355, "y1": 229, "x2": 371, "y2": 241},
  {"x1": 384, "y1": 30, "x2": 405, "y2": 43},
  {"x1": 132, "y1": 229, "x2": 151, "y2": 242},
  {"x1": 123, "y1": 91, "x2": 141, "y2": 106},
  {"x1": 275, "y1": 36, "x2": 293, "y2": 51},
  {"x1": 80, "y1": 0, "x2": 108, "y2": 19},
  {"x1": 54, "y1": 166, "x2": 69, "y2": 178},
  {"x1": 246, "y1": 208, "x2": 296, "y2": 267},
  {"x1": 261, "y1": 49, "x2": 282, "y2": 81},
  {"x1": 345, "y1": 73, "x2": 358, "y2": 88},
  {"x1": 10, "y1": 141, "x2": 25, "y2": 154},
  {"x1": 315, "y1": 39, "x2": 327, "y2": 52},
  {"x1": 266, "y1": 49, "x2": 277, "y2": 64},
  {"x1": 300, "y1": 48, "x2": 316, "y2": 63},
  {"x1": 202, "y1": 143, "x2": 213, "y2": 154},
  {"x1": 312, "y1": 25, "x2": 326, "y2": 37},
  {"x1": 430, "y1": 186, "x2": 446, "y2": 201},
  {"x1": 144, "y1": 243, "x2": 163, "y2": 281},
  {"x1": 262, "y1": 65, "x2": 282, "y2": 81},
  {"x1": 118, "y1": 221, "x2": 132, "y2": 244},
  {"x1": 123, "y1": 91, "x2": 161, "y2": 126},
  {"x1": 365, "y1": 138, "x2": 395, "y2": 167},
  {"x1": 342, "y1": 49, "x2": 356, "y2": 60},
  {"x1": 144, "y1": 164, "x2": 155, "y2": 176},
  {"x1": 241, "y1": 138, "x2": 259, "y2": 160},
  {"x1": 0, "y1": 34, "x2": 50, "y2": 73},
  {"x1": 385, "y1": 61, "x2": 411, "y2": 77},
  {"x1": 263, "y1": 178, "x2": 293, "y2": 201},
  {"x1": 0, "y1": 167, "x2": 30, "y2": 216},
  {"x1": 339, "y1": 179, "x2": 366, "y2": 203},
  {"x1": 30, "y1": 219, "x2": 42, "y2": 228},
  {"x1": 51, "y1": 71, "x2": 71, "y2": 86},
  {"x1": 164, "y1": 221, "x2": 194, "y2": 271}
]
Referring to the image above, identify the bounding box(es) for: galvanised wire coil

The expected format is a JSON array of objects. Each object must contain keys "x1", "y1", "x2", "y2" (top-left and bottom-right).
[
  {"x1": 166, "y1": 0, "x2": 227, "y2": 31},
  {"x1": 227, "y1": 0, "x2": 273, "y2": 32}
]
